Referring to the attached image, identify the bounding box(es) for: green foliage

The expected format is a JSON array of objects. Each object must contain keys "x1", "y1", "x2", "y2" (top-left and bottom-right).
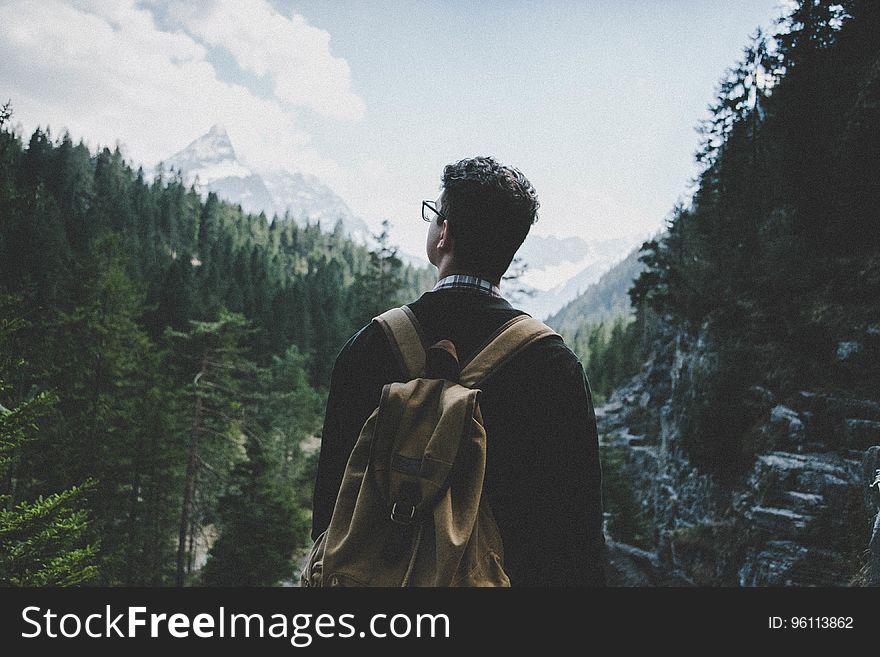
[
  {"x1": 0, "y1": 105, "x2": 432, "y2": 585},
  {"x1": 348, "y1": 219, "x2": 405, "y2": 327},
  {"x1": 255, "y1": 346, "x2": 325, "y2": 506},
  {"x1": 0, "y1": 483, "x2": 98, "y2": 586},
  {"x1": 200, "y1": 437, "x2": 310, "y2": 586},
  {"x1": 165, "y1": 310, "x2": 262, "y2": 586},
  {"x1": 194, "y1": 338, "x2": 320, "y2": 586},
  {"x1": 0, "y1": 298, "x2": 98, "y2": 586},
  {"x1": 564, "y1": 308, "x2": 660, "y2": 404},
  {"x1": 678, "y1": 336, "x2": 765, "y2": 481}
]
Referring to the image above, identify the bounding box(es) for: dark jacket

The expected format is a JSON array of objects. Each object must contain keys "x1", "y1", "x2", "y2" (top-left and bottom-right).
[{"x1": 311, "y1": 287, "x2": 608, "y2": 586}]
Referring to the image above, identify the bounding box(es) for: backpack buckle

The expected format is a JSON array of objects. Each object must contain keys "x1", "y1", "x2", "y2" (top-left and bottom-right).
[{"x1": 390, "y1": 501, "x2": 416, "y2": 524}]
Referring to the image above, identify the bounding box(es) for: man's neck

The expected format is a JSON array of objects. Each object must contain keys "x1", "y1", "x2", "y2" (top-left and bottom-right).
[{"x1": 436, "y1": 263, "x2": 499, "y2": 287}]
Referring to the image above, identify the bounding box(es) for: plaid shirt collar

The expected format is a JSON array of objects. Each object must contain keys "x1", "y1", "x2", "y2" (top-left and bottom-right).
[{"x1": 431, "y1": 274, "x2": 504, "y2": 299}]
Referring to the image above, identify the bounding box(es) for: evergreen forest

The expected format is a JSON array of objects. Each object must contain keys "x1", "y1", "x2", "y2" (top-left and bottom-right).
[{"x1": 0, "y1": 105, "x2": 433, "y2": 585}]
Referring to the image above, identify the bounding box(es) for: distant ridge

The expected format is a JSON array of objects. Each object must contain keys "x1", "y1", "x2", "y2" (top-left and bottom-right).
[{"x1": 545, "y1": 244, "x2": 645, "y2": 333}]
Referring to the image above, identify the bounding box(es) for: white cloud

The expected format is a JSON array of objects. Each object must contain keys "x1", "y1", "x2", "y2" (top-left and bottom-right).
[
  {"x1": 0, "y1": 0, "x2": 364, "y2": 180},
  {"x1": 160, "y1": 0, "x2": 365, "y2": 121}
]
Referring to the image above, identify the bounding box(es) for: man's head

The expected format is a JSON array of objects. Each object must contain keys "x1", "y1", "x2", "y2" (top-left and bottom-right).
[{"x1": 425, "y1": 156, "x2": 539, "y2": 285}]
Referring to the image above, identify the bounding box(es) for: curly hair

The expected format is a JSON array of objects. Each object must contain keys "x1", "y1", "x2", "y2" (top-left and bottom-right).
[{"x1": 440, "y1": 156, "x2": 539, "y2": 282}]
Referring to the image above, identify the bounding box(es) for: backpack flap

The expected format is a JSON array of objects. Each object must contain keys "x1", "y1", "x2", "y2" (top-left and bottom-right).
[
  {"x1": 368, "y1": 365, "x2": 488, "y2": 584},
  {"x1": 371, "y1": 338, "x2": 468, "y2": 518},
  {"x1": 370, "y1": 379, "x2": 480, "y2": 518}
]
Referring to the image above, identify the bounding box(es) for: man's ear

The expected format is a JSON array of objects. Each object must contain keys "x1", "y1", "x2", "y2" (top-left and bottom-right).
[{"x1": 438, "y1": 220, "x2": 452, "y2": 250}]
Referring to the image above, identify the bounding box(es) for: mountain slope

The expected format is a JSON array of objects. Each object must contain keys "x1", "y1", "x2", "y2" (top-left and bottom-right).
[
  {"x1": 511, "y1": 234, "x2": 642, "y2": 319},
  {"x1": 545, "y1": 245, "x2": 645, "y2": 333}
]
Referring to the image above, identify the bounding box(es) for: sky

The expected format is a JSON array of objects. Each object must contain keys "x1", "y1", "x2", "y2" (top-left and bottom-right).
[{"x1": 0, "y1": 0, "x2": 788, "y2": 259}]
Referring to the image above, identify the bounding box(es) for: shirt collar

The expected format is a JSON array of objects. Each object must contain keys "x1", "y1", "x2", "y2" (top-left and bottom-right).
[{"x1": 431, "y1": 274, "x2": 504, "y2": 299}]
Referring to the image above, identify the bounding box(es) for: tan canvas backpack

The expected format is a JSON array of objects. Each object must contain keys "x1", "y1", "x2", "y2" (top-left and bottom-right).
[{"x1": 300, "y1": 305, "x2": 559, "y2": 587}]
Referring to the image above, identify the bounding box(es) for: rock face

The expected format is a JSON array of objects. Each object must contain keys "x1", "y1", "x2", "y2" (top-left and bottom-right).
[
  {"x1": 864, "y1": 446, "x2": 880, "y2": 586},
  {"x1": 598, "y1": 319, "x2": 877, "y2": 586}
]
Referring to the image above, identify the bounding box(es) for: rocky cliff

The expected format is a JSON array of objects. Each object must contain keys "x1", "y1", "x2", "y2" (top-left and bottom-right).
[{"x1": 598, "y1": 317, "x2": 880, "y2": 586}]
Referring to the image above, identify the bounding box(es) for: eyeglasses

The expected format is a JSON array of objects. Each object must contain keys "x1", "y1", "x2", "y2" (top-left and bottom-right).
[{"x1": 422, "y1": 199, "x2": 447, "y2": 223}]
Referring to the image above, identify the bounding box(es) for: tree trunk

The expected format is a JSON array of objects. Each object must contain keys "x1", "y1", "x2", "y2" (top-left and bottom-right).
[{"x1": 176, "y1": 354, "x2": 207, "y2": 586}]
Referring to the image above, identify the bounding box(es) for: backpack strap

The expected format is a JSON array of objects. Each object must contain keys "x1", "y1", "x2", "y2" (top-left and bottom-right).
[
  {"x1": 459, "y1": 315, "x2": 559, "y2": 388},
  {"x1": 376, "y1": 306, "x2": 560, "y2": 387},
  {"x1": 374, "y1": 306, "x2": 428, "y2": 380}
]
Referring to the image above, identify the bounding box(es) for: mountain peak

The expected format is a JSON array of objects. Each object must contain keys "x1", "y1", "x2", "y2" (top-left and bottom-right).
[
  {"x1": 161, "y1": 129, "x2": 370, "y2": 238},
  {"x1": 191, "y1": 124, "x2": 235, "y2": 160},
  {"x1": 166, "y1": 125, "x2": 239, "y2": 175},
  {"x1": 208, "y1": 124, "x2": 228, "y2": 138}
]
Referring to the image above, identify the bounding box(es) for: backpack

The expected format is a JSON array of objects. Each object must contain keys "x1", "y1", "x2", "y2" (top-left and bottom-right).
[{"x1": 300, "y1": 305, "x2": 559, "y2": 587}]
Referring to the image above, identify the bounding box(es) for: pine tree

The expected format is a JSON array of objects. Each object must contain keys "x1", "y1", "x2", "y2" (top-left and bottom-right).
[
  {"x1": 165, "y1": 310, "x2": 257, "y2": 586},
  {"x1": 257, "y1": 346, "x2": 324, "y2": 503},
  {"x1": 347, "y1": 219, "x2": 404, "y2": 328},
  {"x1": 199, "y1": 435, "x2": 307, "y2": 586},
  {"x1": 501, "y1": 256, "x2": 535, "y2": 305},
  {"x1": 35, "y1": 235, "x2": 168, "y2": 584},
  {"x1": 0, "y1": 296, "x2": 97, "y2": 586}
]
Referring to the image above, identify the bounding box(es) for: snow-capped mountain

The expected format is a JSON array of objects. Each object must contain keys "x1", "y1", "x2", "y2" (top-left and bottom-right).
[
  {"x1": 162, "y1": 125, "x2": 369, "y2": 241},
  {"x1": 162, "y1": 125, "x2": 274, "y2": 218},
  {"x1": 504, "y1": 233, "x2": 643, "y2": 319}
]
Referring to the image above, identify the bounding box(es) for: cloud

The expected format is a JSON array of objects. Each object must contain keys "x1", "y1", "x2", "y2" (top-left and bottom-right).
[
  {"x1": 0, "y1": 0, "x2": 363, "y2": 179},
  {"x1": 160, "y1": 0, "x2": 365, "y2": 121}
]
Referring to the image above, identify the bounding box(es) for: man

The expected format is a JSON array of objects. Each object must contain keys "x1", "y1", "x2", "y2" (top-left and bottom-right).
[{"x1": 311, "y1": 156, "x2": 607, "y2": 586}]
